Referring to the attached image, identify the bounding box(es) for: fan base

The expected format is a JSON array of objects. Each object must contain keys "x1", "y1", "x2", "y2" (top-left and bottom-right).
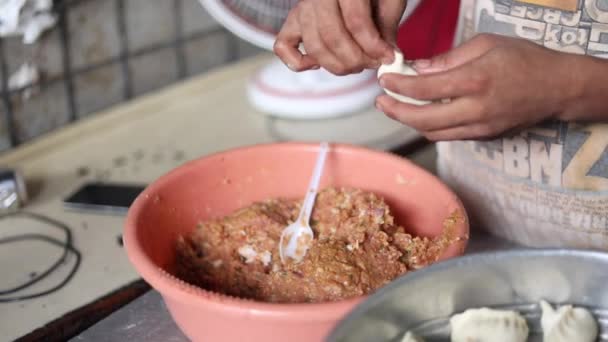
[{"x1": 247, "y1": 58, "x2": 382, "y2": 120}]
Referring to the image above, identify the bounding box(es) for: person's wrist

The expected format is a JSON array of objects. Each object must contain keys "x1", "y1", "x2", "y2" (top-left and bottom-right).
[
  {"x1": 556, "y1": 54, "x2": 607, "y2": 122},
  {"x1": 551, "y1": 52, "x2": 583, "y2": 122}
]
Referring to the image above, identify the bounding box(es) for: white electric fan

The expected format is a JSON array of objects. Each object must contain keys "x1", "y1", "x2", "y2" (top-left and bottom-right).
[{"x1": 199, "y1": 0, "x2": 420, "y2": 120}]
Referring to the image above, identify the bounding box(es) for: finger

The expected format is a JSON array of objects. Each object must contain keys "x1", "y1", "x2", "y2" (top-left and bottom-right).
[
  {"x1": 413, "y1": 33, "x2": 500, "y2": 74},
  {"x1": 379, "y1": 63, "x2": 488, "y2": 101},
  {"x1": 315, "y1": 0, "x2": 374, "y2": 72},
  {"x1": 376, "y1": 95, "x2": 480, "y2": 132},
  {"x1": 299, "y1": 5, "x2": 346, "y2": 75},
  {"x1": 339, "y1": 0, "x2": 393, "y2": 64},
  {"x1": 375, "y1": 0, "x2": 407, "y2": 46},
  {"x1": 274, "y1": 9, "x2": 319, "y2": 71}
]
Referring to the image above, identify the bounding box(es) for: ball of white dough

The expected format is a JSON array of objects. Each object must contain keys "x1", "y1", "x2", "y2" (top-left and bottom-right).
[{"x1": 377, "y1": 50, "x2": 431, "y2": 106}]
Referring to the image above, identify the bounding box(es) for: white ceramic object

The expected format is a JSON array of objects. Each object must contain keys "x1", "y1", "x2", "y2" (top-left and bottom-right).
[
  {"x1": 200, "y1": 0, "x2": 421, "y2": 51},
  {"x1": 377, "y1": 51, "x2": 431, "y2": 106},
  {"x1": 540, "y1": 300, "x2": 598, "y2": 342},
  {"x1": 449, "y1": 307, "x2": 529, "y2": 342},
  {"x1": 248, "y1": 60, "x2": 382, "y2": 119},
  {"x1": 200, "y1": 0, "x2": 424, "y2": 120}
]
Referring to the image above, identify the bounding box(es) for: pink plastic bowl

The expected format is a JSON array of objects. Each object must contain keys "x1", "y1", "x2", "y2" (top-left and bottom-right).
[{"x1": 124, "y1": 142, "x2": 469, "y2": 342}]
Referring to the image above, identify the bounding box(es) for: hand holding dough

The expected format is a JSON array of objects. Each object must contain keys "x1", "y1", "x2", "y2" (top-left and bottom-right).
[{"x1": 377, "y1": 51, "x2": 431, "y2": 106}]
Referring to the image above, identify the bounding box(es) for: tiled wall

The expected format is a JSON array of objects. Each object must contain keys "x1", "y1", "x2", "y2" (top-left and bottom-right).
[{"x1": 0, "y1": 0, "x2": 263, "y2": 152}]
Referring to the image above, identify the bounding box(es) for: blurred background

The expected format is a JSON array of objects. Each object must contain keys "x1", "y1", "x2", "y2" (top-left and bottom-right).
[{"x1": 0, "y1": 0, "x2": 263, "y2": 152}]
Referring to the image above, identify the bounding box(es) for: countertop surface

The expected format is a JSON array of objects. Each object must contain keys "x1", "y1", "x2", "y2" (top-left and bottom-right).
[{"x1": 0, "y1": 54, "x2": 419, "y2": 341}]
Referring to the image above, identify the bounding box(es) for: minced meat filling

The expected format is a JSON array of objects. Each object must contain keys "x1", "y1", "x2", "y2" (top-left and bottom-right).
[{"x1": 175, "y1": 187, "x2": 457, "y2": 303}]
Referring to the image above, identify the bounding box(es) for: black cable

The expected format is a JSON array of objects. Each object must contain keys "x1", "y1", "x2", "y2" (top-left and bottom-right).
[
  {"x1": 0, "y1": 212, "x2": 72, "y2": 294},
  {"x1": 0, "y1": 211, "x2": 82, "y2": 302}
]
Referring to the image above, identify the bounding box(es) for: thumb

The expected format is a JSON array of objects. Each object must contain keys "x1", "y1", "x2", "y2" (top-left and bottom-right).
[
  {"x1": 375, "y1": 0, "x2": 407, "y2": 46},
  {"x1": 413, "y1": 34, "x2": 498, "y2": 74}
]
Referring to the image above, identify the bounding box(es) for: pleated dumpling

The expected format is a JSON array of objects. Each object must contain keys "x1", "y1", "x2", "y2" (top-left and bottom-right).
[
  {"x1": 449, "y1": 307, "x2": 529, "y2": 342},
  {"x1": 540, "y1": 300, "x2": 598, "y2": 342},
  {"x1": 400, "y1": 331, "x2": 425, "y2": 342}
]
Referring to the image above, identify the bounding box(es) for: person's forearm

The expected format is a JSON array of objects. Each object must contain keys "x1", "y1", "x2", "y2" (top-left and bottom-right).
[{"x1": 559, "y1": 54, "x2": 608, "y2": 123}]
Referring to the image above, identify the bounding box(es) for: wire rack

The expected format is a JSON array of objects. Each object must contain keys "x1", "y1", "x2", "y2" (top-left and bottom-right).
[{"x1": 0, "y1": 0, "x2": 247, "y2": 149}]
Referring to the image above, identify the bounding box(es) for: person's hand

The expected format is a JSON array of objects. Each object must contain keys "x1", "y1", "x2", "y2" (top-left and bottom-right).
[
  {"x1": 376, "y1": 34, "x2": 581, "y2": 141},
  {"x1": 273, "y1": 0, "x2": 407, "y2": 75}
]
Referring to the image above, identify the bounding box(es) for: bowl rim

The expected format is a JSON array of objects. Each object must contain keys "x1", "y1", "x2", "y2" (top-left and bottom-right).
[
  {"x1": 123, "y1": 141, "x2": 469, "y2": 321},
  {"x1": 327, "y1": 248, "x2": 608, "y2": 340}
]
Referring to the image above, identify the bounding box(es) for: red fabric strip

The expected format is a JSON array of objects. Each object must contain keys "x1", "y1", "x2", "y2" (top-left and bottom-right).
[{"x1": 396, "y1": 0, "x2": 461, "y2": 60}]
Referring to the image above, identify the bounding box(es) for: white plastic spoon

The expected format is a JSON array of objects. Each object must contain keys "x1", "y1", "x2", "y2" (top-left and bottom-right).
[{"x1": 279, "y1": 142, "x2": 329, "y2": 263}]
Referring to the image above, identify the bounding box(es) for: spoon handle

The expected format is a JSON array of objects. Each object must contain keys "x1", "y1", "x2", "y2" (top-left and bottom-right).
[{"x1": 297, "y1": 142, "x2": 329, "y2": 223}]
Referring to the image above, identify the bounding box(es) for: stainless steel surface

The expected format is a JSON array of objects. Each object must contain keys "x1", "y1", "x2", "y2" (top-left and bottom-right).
[
  {"x1": 328, "y1": 249, "x2": 608, "y2": 342},
  {"x1": 71, "y1": 290, "x2": 188, "y2": 342},
  {"x1": 71, "y1": 231, "x2": 519, "y2": 341}
]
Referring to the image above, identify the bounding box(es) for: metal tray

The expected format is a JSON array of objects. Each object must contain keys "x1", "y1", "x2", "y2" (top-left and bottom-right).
[{"x1": 328, "y1": 249, "x2": 608, "y2": 342}]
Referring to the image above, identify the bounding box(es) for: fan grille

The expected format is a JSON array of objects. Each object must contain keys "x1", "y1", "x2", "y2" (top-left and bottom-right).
[{"x1": 221, "y1": 0, "x2": 298, "y2": 35}]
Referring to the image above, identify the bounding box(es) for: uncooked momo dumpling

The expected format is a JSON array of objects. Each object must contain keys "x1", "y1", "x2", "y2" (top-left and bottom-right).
[
  {"x1": 401, "y1": 331, "x2": 424, "y2": 342},
  {"x1": 377, "y1": 51, "x2": 431, "y2": 106},
  {"x1": 449, "y1": 307, "x2": 529, "y2": 342},
  {"x1": 540, "y1": 300, "x2": 598, "y2": 342}
]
